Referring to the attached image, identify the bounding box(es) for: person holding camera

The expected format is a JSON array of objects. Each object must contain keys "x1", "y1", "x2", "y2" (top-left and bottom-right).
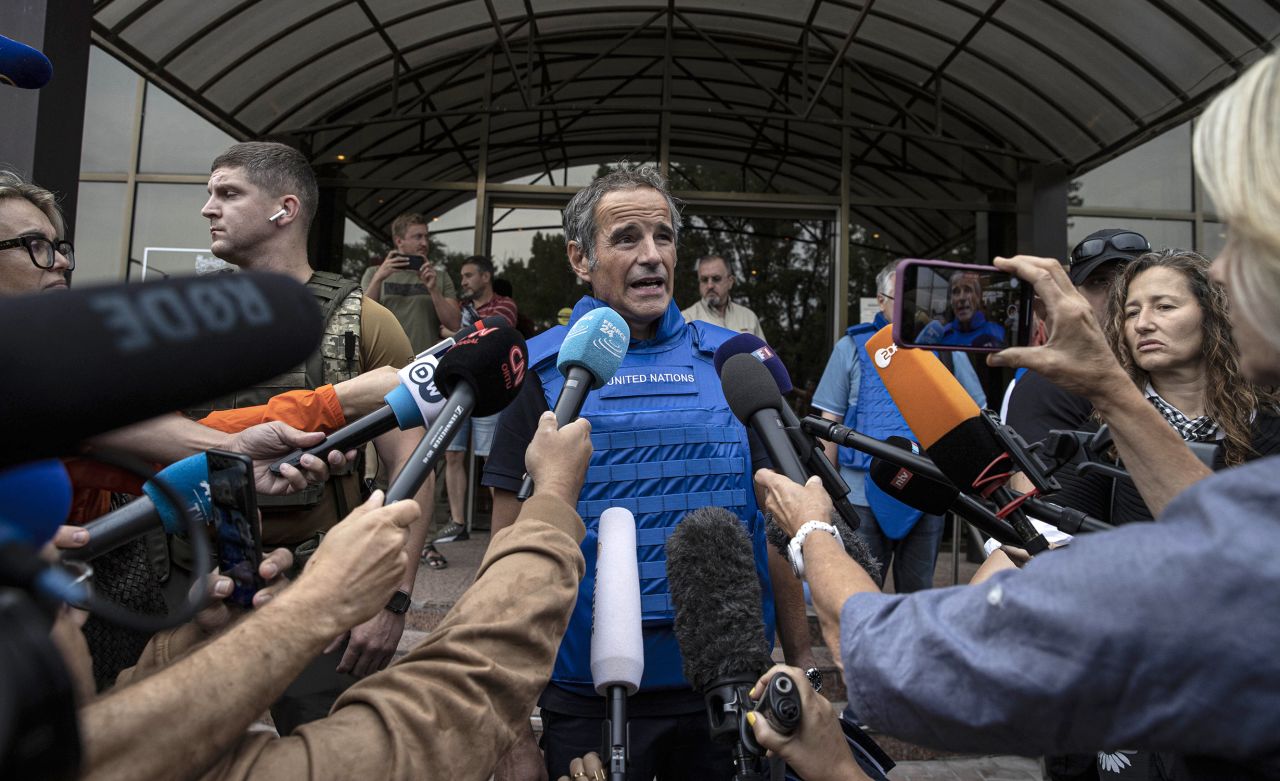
[{"x1": 362, "y1": 212, "x2": 462, "y2": 353}]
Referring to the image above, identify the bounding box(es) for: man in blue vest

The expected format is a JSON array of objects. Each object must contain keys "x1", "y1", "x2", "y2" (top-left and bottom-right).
[
  {"x1": 939, "y1": 270, "x2": 1005, "y2": 349},
  {"x1": 813, "y1": 260, "x2": 947, "y2": 594},
  {"x1": 482, "y1": 166, "x2": 815, "y2": 781}
]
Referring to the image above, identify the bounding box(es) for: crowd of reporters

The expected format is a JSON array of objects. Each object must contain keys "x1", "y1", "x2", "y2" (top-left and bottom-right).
[{"x1": 2, "y1": 36, "x2": 1279, "y2": 781}]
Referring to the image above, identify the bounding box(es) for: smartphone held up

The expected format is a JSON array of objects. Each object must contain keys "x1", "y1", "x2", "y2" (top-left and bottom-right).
[{"x1": 892, "y1": 259, "x2": 1033, "y2": 353}]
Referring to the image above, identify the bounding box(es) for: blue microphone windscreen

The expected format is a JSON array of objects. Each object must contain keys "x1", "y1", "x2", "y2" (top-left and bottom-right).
[
  {"x1": 384, "y1": 383, "x2": 424, "y2": 428},
  {"x1": 559, "y1": 307, "x2": 629, "y2": 389},
  {"x1": 0, "y1": 459, "x2": 72, "y2": 546},
  {"x1": 0, "y1": 35, "x2": 53, "y2": 90},
  {"x1": 142, "y1": 453, "x2": 213, "y2": 536},
  {"x1": 712, "y1": 333, "x2": 792, "y2": 394}
]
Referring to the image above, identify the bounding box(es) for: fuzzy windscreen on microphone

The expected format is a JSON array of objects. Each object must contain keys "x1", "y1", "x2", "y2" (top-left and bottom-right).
[
  {"x1": 712, "y1": 333, "x2": 793, "y2": 394},
  {"x1": 720, "y1": 353, "x2": 785, "y2": 424},
  {"x1": 435, "y1": 324, "x2": 528, "y2": 417},
  {"x1": 667, "y1": 506, "x2": 773, "y2": 690},
  {"x1": 764, "y1": 514, "x2": 881, "y2": 583},
  {"x1": 868, "y1": 436, "x2": 959, "y2": 515}
]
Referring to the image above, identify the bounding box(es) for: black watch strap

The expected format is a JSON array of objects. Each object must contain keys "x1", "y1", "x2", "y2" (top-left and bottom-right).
[{"x1": 385, "y1": 590, "x2": 411, "y2": 615}]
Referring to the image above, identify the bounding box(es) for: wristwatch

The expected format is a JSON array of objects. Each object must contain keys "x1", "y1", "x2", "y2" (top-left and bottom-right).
[
  {"x1": 385, "y1": 590, "x2": 412, "y2": 615},
  {"x1": 786, "y1": 520, "x2": 843, "y2": 580},
  {"x1": 804, "y1": 667, "x2": 823, "y2": 693}
]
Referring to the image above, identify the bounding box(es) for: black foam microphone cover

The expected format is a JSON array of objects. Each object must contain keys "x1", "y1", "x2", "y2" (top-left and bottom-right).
[
  {"x1": 868, "y1": 436, "x2": 960, "y2": 515},
  {"x1": 666, "y1": 506, "x2": 773, "y2": 691},
  {"x1": 1, "y1": 274, "x2": 322, "y2": 468},
  {"x1": 434, "y1": 324, "x2": 528, "y2": 416},
  {"x1": 720, "y1": 353, "x2": 785, "y2": 424}
]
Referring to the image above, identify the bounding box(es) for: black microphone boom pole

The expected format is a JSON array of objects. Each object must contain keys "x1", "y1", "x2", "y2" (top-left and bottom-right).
[{"x1": 385, "y1": 384, "x2": 476, "y2": 503}]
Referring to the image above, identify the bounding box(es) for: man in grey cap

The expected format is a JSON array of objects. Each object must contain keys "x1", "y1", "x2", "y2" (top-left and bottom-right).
[{"x1": 1066, "y1": 228, "x2": 1152, "y2": 321}]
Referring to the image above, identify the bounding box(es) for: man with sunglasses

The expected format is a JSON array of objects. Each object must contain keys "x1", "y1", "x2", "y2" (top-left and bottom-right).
[{"x1": 0, "y1": 169, "x2": 74, "y2": 294}]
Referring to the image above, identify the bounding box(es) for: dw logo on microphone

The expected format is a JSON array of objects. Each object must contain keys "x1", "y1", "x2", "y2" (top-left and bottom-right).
[{"x1": 874, "y1": 343, "x2": 898, "y2": 369}]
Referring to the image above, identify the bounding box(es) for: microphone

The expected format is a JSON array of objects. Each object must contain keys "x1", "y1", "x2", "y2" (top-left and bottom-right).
[
  {"x1": 720, "y1": 354, "x2": 807, "y2": 484},
  {"x1": 517, "y1": 307, "x2": 629, "y2": 500},
  {"x1": 63, "y1": 454, "x2": 212, "y2": 562},
  {"x1": 591, "y1": 508, "x2": 642, "y2": 781},
  {"x1": 712, "y1": 334, "x2": 860, "y2": 529},
  {"x1": 267, "y1": 316, "x2": 511, "y2": 474},
  {"x1": 0, "y1": 35, "x2": 53, "y2": 89},
  {"x1": 667, "y1": 506, "x2": 773, "y2": 780},
  {"x1": 0, "y1": 460, "x2": 72, "y2": 549},
  {"x1": 384, "y1": 324, "x2": 527, "y2": 503},
  {"x1": 1, "y1": 274, "x2": 323, "y2": 469},
  {"x1": 865, "y1": 327, "x2": 1048, "y2": 553}
]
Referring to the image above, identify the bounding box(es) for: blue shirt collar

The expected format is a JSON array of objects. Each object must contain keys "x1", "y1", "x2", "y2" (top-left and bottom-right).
[
  {"x1": 569, "y1": 295, "x2": 686, "y2": 346},
  {"x1": 943, "y1": 309, "x2": 988, "y2": 334}
]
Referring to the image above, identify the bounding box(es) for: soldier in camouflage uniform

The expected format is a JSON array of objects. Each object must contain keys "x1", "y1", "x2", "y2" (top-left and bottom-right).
[{"x1": 198, "y1": 141, "x2": 434, "y2": 734}]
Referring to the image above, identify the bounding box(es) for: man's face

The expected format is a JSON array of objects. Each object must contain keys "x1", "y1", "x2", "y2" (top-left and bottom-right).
[
  {"x1": 1076, "y1": 263, "x2": 1123, "y2": 323},
  {"x1": 0, "y1": 198, "x2": 70, "y2": 296},
  {"x1": 698, "y1": 257, "x2": 733, "y2": 311},
  {"x1": 459, "y1": 262, "x2": 490, "y2": 298},
  {"x1": 569, "y1": 187, "x2": 676, "y2": 339},
  {"x1": 949, "y1": 272, "x2": 980, "y2": 325},
  {"x1": 394, "y1": 223, "x2": 430, "y2": 258},
  {"x1": 202, "y1": 167, "x2": 277, "y2": 267},
  {"x1": 876, "y1": 277, "x2": 894, "y2": 323}
]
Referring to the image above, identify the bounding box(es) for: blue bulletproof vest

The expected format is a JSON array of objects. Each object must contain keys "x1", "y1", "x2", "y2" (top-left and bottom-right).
[{"x1": 530, "y1": 297, "x2": 776, "y2": 693}]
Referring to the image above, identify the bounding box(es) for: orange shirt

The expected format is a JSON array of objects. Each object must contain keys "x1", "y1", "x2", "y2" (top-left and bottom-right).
[{"x1": 198, "y1": 384, "x2": 347, "y2": 436}]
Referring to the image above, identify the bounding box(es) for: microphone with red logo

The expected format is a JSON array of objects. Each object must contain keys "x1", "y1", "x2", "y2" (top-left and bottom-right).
[
  {"x1": 385, "y1": 324, "x2": 527, "y2": 503},
  {"x1": 516, "y1": 307, "x2": 629, "y2": 501},
  {"x1": 865, "y1": 327, "x2": 1049, "y2": 553}
]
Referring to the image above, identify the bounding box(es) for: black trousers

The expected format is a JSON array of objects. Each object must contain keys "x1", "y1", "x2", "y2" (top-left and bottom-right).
[{"x1": 540, "y1": 708, "x2": 737, "y2": 781}]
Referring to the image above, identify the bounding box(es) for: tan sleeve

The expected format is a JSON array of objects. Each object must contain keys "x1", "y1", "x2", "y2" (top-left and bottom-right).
[
  {"x1": 359, "y1": 296, "x2": 414, "y2": 370},
  {"x1": 113, "y1": 622, "x2": 212, "y2": 688},
  {"x1": 196, "y1": 494, "x2": 586, "y2": 781}
]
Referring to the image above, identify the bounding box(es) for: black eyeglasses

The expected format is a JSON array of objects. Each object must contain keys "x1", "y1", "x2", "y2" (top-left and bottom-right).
[
  {"x1": 1070, "y1": 232, "x2": 1149, "y2": 265},
  {"x1": 0, "y1": 235, "x2": 75, "y2": 270}
]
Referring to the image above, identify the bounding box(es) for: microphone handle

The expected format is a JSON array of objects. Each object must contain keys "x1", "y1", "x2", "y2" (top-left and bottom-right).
[
  {"x1": 749, "y1": 408, "x2": 808, "y2": 484},
  {"x1": 269, "y1": 405, "x2": 399, "y2": 475},
  {"x1": 1025, "y1": 497, "x2": 1113, "y2": 534},
  {"x1": 604, "y1": 685, "x2": 628, "y2": 781},
  {"x1": 64, "y1": 498, "x2": 160, "y2": 561},
  {"x1": 385, "y1": 383, "x2": 477, "y2": 503},
  {"x1": 990, "y1": 487, "x2": 1049, "y2": 554},
  {"x1": 803, "y1": 417, "x2": 950, "y2": 483},
  {"x1": 778, "y1": 406, "x2": 859, "y2": 529},
  {"x1": 951, "y1": 494, "x2": 1022, "y2": 547},
  {"x1": 517, "y1": 366, "x2": 594, "y2": 501}
]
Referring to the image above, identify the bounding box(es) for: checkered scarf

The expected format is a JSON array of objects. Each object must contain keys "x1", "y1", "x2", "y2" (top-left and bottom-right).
[{"x1": 1145, "y1": 386, "x2": 1220, "y2": 443}]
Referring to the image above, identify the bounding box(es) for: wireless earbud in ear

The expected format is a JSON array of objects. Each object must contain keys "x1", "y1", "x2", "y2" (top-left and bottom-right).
[{"x1": 268, "y1": 208, "x2": 288, "y2": 223}]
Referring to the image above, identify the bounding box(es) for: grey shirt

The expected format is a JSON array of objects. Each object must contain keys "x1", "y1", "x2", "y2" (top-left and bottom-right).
[{"x1": 839, "y1": 455, "x2": 1280, "y2": 772}]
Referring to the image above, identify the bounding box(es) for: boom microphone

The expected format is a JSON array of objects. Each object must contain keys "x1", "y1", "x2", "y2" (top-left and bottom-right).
[
  {"x1": 2, "y1": 274, "x2": 323, "y2": 469},
  {"x1": 0, "y1": 35, "x2": 53, "y2": 89},
  {"x1": 517, "y1": 307, "x2": 629, "y2": 500},
  {"x1": 865, "y1": 327, "x2": 1047, "y2": 552},
  {"x1": 667, "y1": 506, "x2": 773, "y2": 779},
  {"x1": 591, "y1": 507, "x2": 642, "y2": 781},
  {"x1": 63, "y1": 454, "x2": 212, "y2": 561},
  {"x1": 385, "y1": 324, "x2": 527, "y2": 502},
  {"x1": 720, "y1": 354, "x2": 806, "y2": 484},
  {"x1": 268, "y1": 316, "x2": 510, "y2": 474}
]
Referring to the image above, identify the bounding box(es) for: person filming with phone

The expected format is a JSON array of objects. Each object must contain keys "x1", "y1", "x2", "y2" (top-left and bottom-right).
[{"x1": 362, "y1": 212, "x2": 462, "y2": 353}]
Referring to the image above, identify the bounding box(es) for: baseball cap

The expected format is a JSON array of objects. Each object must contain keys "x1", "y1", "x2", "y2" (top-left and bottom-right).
[{"x1": 1068, "y1": 229, "x2": 1150, "y2": 285}]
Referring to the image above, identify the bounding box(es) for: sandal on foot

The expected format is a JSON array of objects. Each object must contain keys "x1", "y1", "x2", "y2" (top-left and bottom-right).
[{"x1": 422, "y1": 544, "x2": 448, "y2": 570}]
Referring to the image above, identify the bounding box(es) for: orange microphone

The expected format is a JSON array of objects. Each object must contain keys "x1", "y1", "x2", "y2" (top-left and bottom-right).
[{"x1": 866, "y1": 326, "x2": 1048, "y2": 552}]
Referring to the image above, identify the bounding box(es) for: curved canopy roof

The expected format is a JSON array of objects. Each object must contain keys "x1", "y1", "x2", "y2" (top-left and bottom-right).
[{"x1": 92, "y1": 0, "x2": 1279, "y2": 252}]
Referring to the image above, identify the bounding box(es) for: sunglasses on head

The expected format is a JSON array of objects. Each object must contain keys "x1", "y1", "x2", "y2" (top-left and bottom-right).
[{"x1": 1071, "y1": 232, "x2": 1150, "y2": 265}]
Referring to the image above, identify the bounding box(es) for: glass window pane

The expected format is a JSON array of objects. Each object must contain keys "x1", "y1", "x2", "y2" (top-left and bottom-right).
[
  {"x1": 138, "y1": 84, "x2": 236, "y2": 174},
  {"x1": 1199, "y1": 221, "x2": 1229, "y2": 260},
  {"x1": 72, "y1": 181, "x2": 128, "y2": 286},
  {"x1": 129, "y1": 183, "x2": 220, "y2": 280},
  {"x1": 79, "y1": 47, "x2": 140, "y2": 174},
  {"x1": 1067, "y1": 216, "x2": 1193, "y2": 257},
  {"x1": 1075, "y1": 123, "x2": 1192, "y2": 212}
]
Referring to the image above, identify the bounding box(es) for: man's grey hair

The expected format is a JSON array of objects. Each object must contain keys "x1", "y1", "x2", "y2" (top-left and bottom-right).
[
  {"x1": 0, "y1": 169, "x2": 65, "y2": 237},
  {"x1": 695, "y1": 254, "x2": 729, "y2": 273},
  {"x1": 875, "y1": 259, "x2": 899, "y2": 297},
  {"x1": 562, "y1": 164, "x2": 681, "y2": 270}
]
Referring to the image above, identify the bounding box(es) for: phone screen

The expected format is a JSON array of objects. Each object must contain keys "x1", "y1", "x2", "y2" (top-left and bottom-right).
[
  {"x1": 893, "y1": 260, "x2": 1032, "y2": 352},
  {"x1": 206, "y1": 449, "x2": 263, "y2": 608},
  {"x1": 403, "y1": 254, "x2": 426, "y2": 271}
]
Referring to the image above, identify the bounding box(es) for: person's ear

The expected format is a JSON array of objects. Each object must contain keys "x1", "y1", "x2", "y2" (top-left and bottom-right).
[
  {"x1": 567, "y1": 241, "x2": 592, "y2": 284},
  {"x1": 274, "y1": 195, "x2": 302, "y2": 227}
]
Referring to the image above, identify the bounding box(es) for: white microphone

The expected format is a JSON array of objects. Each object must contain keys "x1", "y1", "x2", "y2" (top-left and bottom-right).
[{"x1": 591, "y1": 507, "x2": 642, "y2": 781}]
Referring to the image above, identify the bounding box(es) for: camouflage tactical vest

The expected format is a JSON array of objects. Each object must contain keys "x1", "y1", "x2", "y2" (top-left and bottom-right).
[{"x1": 185, "y1": 271, "x2": 363, "y2": 508}]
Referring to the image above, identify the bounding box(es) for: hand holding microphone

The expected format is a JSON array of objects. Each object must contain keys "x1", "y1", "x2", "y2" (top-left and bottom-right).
[
  {"x1": 747, "y1": 664, "x2": 870, "y2": 781},
  {"x1": 525, "y1": 412, "x2": 593, "y2": 508}
]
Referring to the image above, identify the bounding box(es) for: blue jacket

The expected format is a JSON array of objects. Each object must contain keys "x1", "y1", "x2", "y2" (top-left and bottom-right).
[
  {"x1": 841, "y1": 314, "x2": 924, "y2": 538},
  {"x1": 940, "y1": 310, "x2": 1005, "y2": 348},
  {"x1": 528, "y1": 296, "x2": 776, "y2": 693}
]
